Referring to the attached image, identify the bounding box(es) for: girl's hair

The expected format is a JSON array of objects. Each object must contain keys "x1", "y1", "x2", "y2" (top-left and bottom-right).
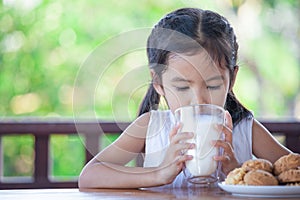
[{"x1": 138, "y1": 8, "x2": 252, "y2": 126}]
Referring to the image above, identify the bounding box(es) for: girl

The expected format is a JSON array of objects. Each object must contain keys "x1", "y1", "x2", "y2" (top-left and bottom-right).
[{"x1": 79, "y1": 8, "x2": 291, "y2": 189}]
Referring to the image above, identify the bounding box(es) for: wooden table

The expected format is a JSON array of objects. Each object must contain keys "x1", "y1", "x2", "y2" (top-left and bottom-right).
[{"x1": 0, "y1": 187, "x2": 293, "y2": 200}]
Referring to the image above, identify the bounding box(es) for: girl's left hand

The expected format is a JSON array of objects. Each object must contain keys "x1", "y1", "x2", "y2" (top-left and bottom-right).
[{"x1": 213, "y1": 111, "x2": 240, "y2": 175}]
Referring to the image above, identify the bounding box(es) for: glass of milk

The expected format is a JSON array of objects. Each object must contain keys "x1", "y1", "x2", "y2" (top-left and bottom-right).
[{"x1": 175, "y1": 104, "x2": 225, "y2": 185}]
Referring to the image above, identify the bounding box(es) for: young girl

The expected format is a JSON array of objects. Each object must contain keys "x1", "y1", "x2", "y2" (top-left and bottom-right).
[{"x1": 78, "y1": 8, "x2": 291, "y2": 189}]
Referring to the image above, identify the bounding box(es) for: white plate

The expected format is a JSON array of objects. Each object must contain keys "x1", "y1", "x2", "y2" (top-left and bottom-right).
[{"x1": 218, "y1": 182, "x2": 300, "y2": 198}]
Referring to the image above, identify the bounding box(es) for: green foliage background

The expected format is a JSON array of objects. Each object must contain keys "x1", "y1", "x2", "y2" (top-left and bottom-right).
[{"x1": 1, "y1": 0, "x2": 299, "y2": 179}]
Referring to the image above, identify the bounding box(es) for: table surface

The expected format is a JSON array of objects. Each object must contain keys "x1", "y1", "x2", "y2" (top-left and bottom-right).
[{"x1": 0, "y1": 186, "x2": 295, "y2": 200}]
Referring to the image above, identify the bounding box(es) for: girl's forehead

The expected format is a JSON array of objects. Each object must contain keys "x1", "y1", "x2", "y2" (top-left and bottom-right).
[{"x1": 166, "y1": 52, "x2": 226, "y2": 78}]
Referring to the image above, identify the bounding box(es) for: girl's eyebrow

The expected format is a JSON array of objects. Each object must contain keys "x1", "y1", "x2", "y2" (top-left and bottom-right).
[
  {"x1": 171, "y1": 77, "x2": 191, "y2": 82},
  {"x1": 206, "y1": 75, "x2": 224, "y2": 82},
  {"x1": 171, "y1": 76, "x2": 223, "y2": 82}
]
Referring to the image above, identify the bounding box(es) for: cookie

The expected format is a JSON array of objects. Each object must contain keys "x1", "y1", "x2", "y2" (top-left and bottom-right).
[
  {"x1": 286, "y1": 182, "x2": 300, "y2": 186},
  {"x1": 242, "y1": 158, "x2": 273, "y2": 173},
  {"x1": 278, "y1": 169, "x2": 300, "y2": 183},
  {"x1": 244, "y1": 169, "x2": 278, "y2": 186},
  {"x1": 225, "y1": 167, "x2": 246, "y2": 185},
  {"x1": 273, "y1": 153, "x2": 300, "y2": 175}
]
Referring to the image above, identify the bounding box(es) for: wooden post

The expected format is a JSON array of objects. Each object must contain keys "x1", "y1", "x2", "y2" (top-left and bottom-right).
[
  {"x1": 85, "y1": 134, "x2": 100, "y2": 163},
  {"x1": 34, "y1": 134, "x2": 50, "y2": 186},
  {"x1": 286, "y1": 135, "x2": 300, "y2": 153},
  {"x1": 0, "y1": 136, "x2": 2, "y2": 180}
]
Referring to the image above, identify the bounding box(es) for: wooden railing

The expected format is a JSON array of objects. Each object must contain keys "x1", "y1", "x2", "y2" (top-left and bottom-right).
[
  {"x1": 0, "y1": 119, "x2": 299, "y2": 189},
  {"x1": 0, "y1": 119, "x2": 131, "y2": 189}
]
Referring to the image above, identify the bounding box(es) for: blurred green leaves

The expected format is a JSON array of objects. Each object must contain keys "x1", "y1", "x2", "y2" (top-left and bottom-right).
[
  {"x1": 2, "y1": 135, "x2": 34, "y2": 177},
  {"x1": 50, "y1": 135, "x2": 85, "y2": 179},
  {"x1": 1, "y1": 0, "x2": 299, "y2": 119}
]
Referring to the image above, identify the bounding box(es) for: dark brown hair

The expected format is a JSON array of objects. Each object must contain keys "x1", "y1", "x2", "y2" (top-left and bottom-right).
[{"x1": 139, "y1": 8, "x2": 252, "y2": 125}]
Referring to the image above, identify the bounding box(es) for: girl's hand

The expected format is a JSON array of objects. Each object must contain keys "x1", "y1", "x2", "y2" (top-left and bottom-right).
[
  {"x1": 213, "y1": 111, "x2": 240, "y2": 175},
  {"x1": 156, "y1": 123, "x2": 195, "y2": 185}
]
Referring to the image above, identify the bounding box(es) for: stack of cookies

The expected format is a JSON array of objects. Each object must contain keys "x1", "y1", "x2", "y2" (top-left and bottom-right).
[
  {"x1": 225, "y1": 153, "x2": 300, "y2": 186},
  {"x1": 274, "y1": 153, "x2": 300, "y2": 186}
]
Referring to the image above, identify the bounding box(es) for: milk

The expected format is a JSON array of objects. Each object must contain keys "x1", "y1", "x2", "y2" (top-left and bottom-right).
[{"x1": 179, "y1": 106, "x2": 222, "y2": 177}]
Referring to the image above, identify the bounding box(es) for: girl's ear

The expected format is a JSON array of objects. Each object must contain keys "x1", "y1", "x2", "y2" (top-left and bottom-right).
[
  {"x1": 229, "y1": 66, "x2": 239, "y2": 91},
  {"x1": 151, "y1": 70, "x2": 165, "y2": 96}
]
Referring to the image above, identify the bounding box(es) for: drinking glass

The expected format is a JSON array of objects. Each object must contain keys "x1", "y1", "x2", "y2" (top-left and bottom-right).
[{"x1": 175, "y1": 104, "x2": 225, "y2": 185}]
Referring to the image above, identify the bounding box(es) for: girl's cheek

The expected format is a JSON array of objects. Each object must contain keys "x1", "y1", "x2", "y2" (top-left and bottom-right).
[
  {"x1": 210, "y1": 91, "x2": 227, "y2": 107},
  {"x1": 167, "y1": 92, "x2": 186, "y2": 108}
]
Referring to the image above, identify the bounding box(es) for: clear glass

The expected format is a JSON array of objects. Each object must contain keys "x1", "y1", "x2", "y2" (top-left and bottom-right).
[{"x1": 175, "y1": 104, "x2": 225, "y2": 185}]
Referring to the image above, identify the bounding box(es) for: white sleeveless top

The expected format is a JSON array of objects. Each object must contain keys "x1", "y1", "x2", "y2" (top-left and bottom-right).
[{"x1": 143, "y1": 110, "x2": 253, "y2": 188}]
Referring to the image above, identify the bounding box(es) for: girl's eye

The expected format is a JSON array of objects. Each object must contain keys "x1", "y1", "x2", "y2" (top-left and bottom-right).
[
  {"x1": 207, "y1": 85, "x2": 221, "y2": 90},
  {"x1": 174, "y1": 86, "x2": 189, "y2": 91}
]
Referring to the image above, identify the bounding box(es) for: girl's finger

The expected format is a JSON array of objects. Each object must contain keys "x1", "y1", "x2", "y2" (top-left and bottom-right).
[
  {"x1": 169, "y1": 123, "x2": 181, "y2": 141},
  {"x1": 225, "y1": 111, "x2": 233, "y2": 130},
  {"x1": 222, "y1": 124, "x2": 233, "y2": 144},
  {"x1": 175, "y1": 142, "x2": 195, "y2": 155},
  {"x1": 172, "y1": 132, "x2": 194, "y2": 144},
  {"x1": 214, "y1": 154, "x2": 231, "y2": 162},
  {"x1": 213, "y1": 140, "x2": 234, "y2": 156},
  {"x1": 176, "y1": 154, "x2": 193, "y2": 163},
  {"x1": 223, "y1": 111, "x2": 233, "y2": 143}
]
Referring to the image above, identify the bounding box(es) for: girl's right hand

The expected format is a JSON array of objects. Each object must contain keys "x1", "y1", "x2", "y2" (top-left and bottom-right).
[{"x1": 156, "y1": 123, "x2": 195, "y2": 185}]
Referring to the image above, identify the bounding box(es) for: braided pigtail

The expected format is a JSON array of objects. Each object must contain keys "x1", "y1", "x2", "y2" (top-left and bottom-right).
[{"x1": 138, "y1": 83, "x2": 160, "y2": 116}]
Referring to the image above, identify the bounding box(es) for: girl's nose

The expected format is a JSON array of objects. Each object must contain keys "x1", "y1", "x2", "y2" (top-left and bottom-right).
[{"x1": 190, "y1": 91, "x2": 208, "y2": 105}]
